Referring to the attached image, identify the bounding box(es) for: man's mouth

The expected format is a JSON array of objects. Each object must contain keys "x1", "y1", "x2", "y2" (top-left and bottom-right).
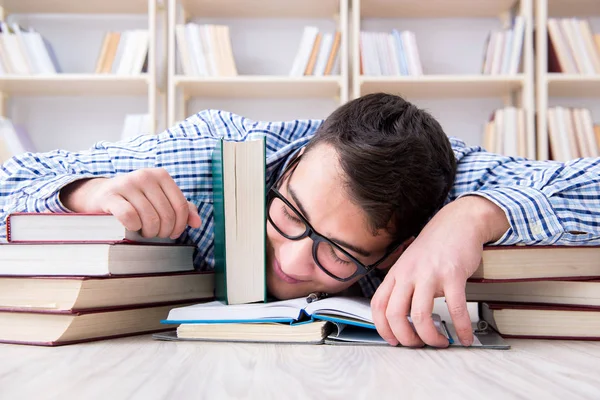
[{"x1": 273, "y1": 258, "x2": 303, "y2": 284}]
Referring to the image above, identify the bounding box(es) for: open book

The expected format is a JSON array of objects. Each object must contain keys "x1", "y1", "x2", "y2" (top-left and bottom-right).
[{"x1": 155, "y1": 296, "x2": 510, "y2": 349}]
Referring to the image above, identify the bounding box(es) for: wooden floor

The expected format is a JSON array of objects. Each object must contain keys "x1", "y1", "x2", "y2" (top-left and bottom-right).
[{"x1": 1, "y1": 335, "x2": 600, "y2": 399}]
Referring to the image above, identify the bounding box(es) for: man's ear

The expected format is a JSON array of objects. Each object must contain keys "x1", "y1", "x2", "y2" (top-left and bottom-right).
[{"x1": 376, "y1": 236, "x2": 415, "y2": 270}]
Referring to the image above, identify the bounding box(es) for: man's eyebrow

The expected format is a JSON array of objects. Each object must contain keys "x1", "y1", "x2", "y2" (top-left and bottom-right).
[{"x1": 287, "y1": 184, "x2": 372, "y2": 258}]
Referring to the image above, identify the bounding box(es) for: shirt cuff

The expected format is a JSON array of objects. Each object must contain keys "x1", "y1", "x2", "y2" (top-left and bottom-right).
[
  {"x1": 457, "y1": 186, "x2": 565, "y2": 245},
  {"x1": 25, "y1": 174, "x2": 101, "y2": 213}
]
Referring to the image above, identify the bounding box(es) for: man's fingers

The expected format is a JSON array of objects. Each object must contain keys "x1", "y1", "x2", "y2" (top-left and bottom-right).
[
  {"x1": 105, "y1": 194, "x2": 142, "y2": 232},
  {"x1": 385, "y1": 281, "x2": 423, "y2": 347},
  {"x1": 444, "y1": 282, "x2": 473, "y2": 346},
  {"x1": 187, "y1": 201, "x2": 202, "y2": 229},
  {"x1": 121, "y1": 190, "x2": 161, "y2": 238},
  {"x1": 370, "y1": 276, "x2": 399, "y2": 346},
  {"x1": 143, "y1": 181, "x2": 177, "y2": 238},
  {"x1": 156, "y1": 174, "x2": 191, "y2": 238},
  {"x1": 410, "y1": 285, "x2": 449, "y2": 348}
]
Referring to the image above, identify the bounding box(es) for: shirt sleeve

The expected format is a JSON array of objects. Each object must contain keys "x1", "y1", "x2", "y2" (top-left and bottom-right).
[
  {"x1": 0, "y1": 109, "x2": 321, "y2": 246},
  {"x1": 448, "y1": 137, "x2": 600, "y2": 246}
]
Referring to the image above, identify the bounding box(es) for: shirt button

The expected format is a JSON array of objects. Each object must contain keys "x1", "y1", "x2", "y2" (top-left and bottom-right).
[{"x1": 531, "y1": 223, "x2": 543, "y2": 236}]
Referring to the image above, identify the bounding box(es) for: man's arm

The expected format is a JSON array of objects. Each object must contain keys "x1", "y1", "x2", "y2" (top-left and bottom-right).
[{"x1": 448, "y1": 137, "x2": 600, "y2": 245}]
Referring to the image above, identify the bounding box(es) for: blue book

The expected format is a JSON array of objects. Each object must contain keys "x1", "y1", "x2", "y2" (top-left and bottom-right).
[{"x1": 392, "y1": 29, "x2": 408, "y2": 76}]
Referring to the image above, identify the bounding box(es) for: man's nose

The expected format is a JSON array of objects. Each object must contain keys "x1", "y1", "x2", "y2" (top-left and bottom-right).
[{"x1": 279, "y1": 237, "x2": 316, "y2": 278}]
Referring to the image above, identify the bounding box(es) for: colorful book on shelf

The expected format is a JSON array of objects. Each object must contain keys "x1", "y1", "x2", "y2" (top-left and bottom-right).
[
  {"x1": 0, "y1": 271, "x2": 215, "y2": 312},
  {"x1": 156, "y1": 296, "x2": 509, "y2": 349},
  {"x1": 212, "y1": 136, "x2": 267, "y2": 305},
  {"x1": 480, "y1": 302, "x2": 600, "y2": 340},
  {"x1": 0, "y1": 300, "x2": 198, "y2": 346},
  {"x1": 471, "y1": 245, "x2": 600, "y2": 281}
]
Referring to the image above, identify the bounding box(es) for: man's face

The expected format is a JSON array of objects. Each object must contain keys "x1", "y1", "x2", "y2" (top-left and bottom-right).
[{"x1": 266, "y1": 144, "x2": 401, "y2": 300}]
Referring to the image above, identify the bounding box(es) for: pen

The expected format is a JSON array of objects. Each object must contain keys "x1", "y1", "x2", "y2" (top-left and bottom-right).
[{"x1": 306, "y1": 292, "x2": 328, "y2": 303}]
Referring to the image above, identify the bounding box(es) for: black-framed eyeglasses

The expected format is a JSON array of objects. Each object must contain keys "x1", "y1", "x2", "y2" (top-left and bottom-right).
[{"x1": 267, "y1": 153, "x2": 401, "y2": 282}]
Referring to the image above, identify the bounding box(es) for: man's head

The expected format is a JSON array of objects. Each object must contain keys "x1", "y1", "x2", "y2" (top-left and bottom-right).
[{"x1": 266, "y1": 93, "x2": 457, "y2": 300}]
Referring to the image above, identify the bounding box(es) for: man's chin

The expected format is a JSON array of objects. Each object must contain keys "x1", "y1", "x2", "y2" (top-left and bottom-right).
[{"x1": 266, "y1": 271, "x2": 311, "y2": 300}]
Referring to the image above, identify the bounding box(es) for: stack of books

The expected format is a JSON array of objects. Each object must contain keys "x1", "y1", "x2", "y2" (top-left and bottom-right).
[
  {"x1": 289, "y1": 27, "x2": 341, "y2": 77},
  {"x1": 482, "y1": 106, "x2": 528, "y2": 158},
  {"x1": 0, "y1": 117, "x2": 35, "y2": 164},
  {"x1": 94, "y1": 30, "x2": 150, "y2": 75},
  {"x1": 481, "y1": 16, "x2": 525, "y2": 75},
  {"x1": 175, "y1": 23, "x2": 237, "y2": 77},
  {"x1": 0, "y1": 21, "x2": 60, "y2": 75},
  {"x1": 547, "y1": 18, "x2": 600, "y2": 74},
  {"x1": 0, "y1": 213, "x2": 214, "y2": 346},
  {"x1": 547, "y1": 107, "x2": 600, "y2": 162},
  {"x1": 466, "y1": 246, "x2": 600, "y2": 340},
  {"x1": 359, "y1": 29, "x2": 422, "y2": 76}
]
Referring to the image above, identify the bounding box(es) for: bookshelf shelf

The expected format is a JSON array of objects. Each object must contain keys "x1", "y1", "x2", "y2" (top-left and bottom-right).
[
  {"x1": 174, "y1": 76, "x2": 342, "y2": 99},
  {"x1": 0, "y1": 75, "x2": 150, "y2": 96},
  {"x1": 359, "y1": 75, "x2": 525, "y2": 99},
  {"x1": 0, "y1": 0, "x2": 149, "y2": 14},
  {"x1": 360, "y1": 0, "x2": 518, "y2": 18},
  {"x1": 178, "y1": 0, "x2": 340, "y2": 18},
  {"x1": 547, "y1": 74, "x2": 600, "y2": 97},
  {"x1": 547, "y1": 0, "x2": 600, "y2": 17}
]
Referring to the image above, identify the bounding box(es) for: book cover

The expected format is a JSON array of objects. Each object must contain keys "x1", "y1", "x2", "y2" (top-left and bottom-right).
[{"x1": 212, "y1": 138, "x2": 227, "y2": 303}]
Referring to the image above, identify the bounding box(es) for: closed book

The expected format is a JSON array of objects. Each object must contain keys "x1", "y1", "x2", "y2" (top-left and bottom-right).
[
  {"x1": 0, "y1": 272, "x2": 214, "y2": 311},
  {"x1": 212, "y1": 136, "x2": 266, "y2": 305},
  {"x1": 470, "y1": 246, "x2": 600, "y2": 281},
  {"x1": 7, "y1": 212, "x2": 175, "y2": 244},
  {"x1": 0, "y1": 301, "x2": 197, "y2": 346},
  {"x1": 466, "y1": 279, "x2": 600, "y2": 308},
  {"x1": 480, "y1": 302, "x2": 600, "y2": 340},
  {"x1": 0, "y1": 242, "x2": 195, "y2": 276}
]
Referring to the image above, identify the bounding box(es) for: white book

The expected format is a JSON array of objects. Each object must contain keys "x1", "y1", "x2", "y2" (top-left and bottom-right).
[
  {"x1": 387, "y1": 33, "x2": 400, "y2": 75},
  {"x1": 116, "y1": 30, "x2": 139, "y2": 75},
  {"x1": 289, "y1": 26, "x2": 319, "y2": 77},
  {"x1": 367, "y1": 32, "x2": 381, "y2": 76},
  {"x1": 29, "y1": 30, "x2": 57, "y2": 74},
  {"x1": 401, "y1": 31, "x2": 423, "y2": 75},
  {"x1": 175, "y1": 25, "x2": 193, "y2": 75},
  {"x1": 313, "y1": 33, "x2": 332, "y2": 76},
  {"x1": 503, "y1": 107, "x2": 518, "y2": 157},
  {"x1": 10, "y1": 23, "x2": 34, "y2": 74},
  {"x1": 1, "y1": 22, "x2": 30, "y2": 75},
  {"x1": 555, "y1": 107, "x2": 573, "y2": 161},
  {"x1": 494, "y1": 108, "x2": 505, "y2": 155},
  {"x1": 201, "y1": 25, "x2": 218, "y2": 76},
  {"x1": 500, "y1": 29, "x2": 513, "y2": 74},
  {"x1": 490, "y1": 31, "x2": 505, "y2": 75},
  {"x1": 359, "y1": 32, "x2": 370, "y2": 75},
  {"x1": 130, "y1": 30, "x2": 149, "y2": 74},
  {"x1": 568, "y1": 18, "x2": 595, "y2": 75},
  {"x1": 508, "y1": 16, "x2": 525, "y2": 74},
  {"x1": 377, "y1": 32, "x2": 391, "y2": 75},
  {"x1": 580, "y1": 108, "x2": 599, "y2": 157},
  {"x1": 19, "y1": 29, "x2": 44, "y2": 74},
  {"x1": 186, "y1": 23, "x2": 207, "y2": 76},
  {"x1": 111, "y1": 31, "x2": 128, "y2": 74}
]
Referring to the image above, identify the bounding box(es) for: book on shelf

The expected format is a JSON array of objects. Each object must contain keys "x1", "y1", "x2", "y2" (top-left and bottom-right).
[
  {"x1": 211, "y1": 136, "x2": 266, "y2": 305},
  {"x1": 481, "y1": 16, "x2": 525, "y2": 75},
  {"x1": 93, "y1": 30, "x2": 149, "y2": 76},
  {"x1": 482, "y1": 106, "x2": 527, "y2": 157},
  {"x1": 471, "y1": 245, "x2": 600, "y2": 281},
  {"x1": 359, "y1": 29, "x2": 422, "y2": 77},
  {"x1": 0, "y1": 272, "x2": 214, "y2": 312},
  {"x1": 121, "y1": 113, "x2": 153, "y2": 141},
  {"x1": 0, "y1": 21, "x2": 60, "y2": 75},
  {"x1": 547, "y1": 107, "x2": 599, "y2": 162},
  {"x1": 480, "y1": 302, "x2": 600, "y2": 340},
  {"x1": 547, "y1": 18, "x2": 600, "y2": 74},
  {"x1": 175, "y1": 23, "x2": 237, "y2": 77},
  {"x1": 289, "y1": 26, "x2": 341, "y2": 77},
  {"x1": 0, "y1": 301, "x2": 199, "y2": 346},
  {"x1": 155, "y1": 296, "x2": 510, "y2": 349}
]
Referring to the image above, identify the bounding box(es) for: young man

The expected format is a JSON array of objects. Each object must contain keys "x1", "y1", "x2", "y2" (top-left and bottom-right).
[{"x1": 1, "y1": 93, "x2": 599, "y2": 348}]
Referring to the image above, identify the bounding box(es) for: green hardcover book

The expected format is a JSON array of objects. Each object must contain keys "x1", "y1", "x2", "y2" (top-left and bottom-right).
[{"x1": 212, "y1": 136, "x2": 267, "y2": 305}]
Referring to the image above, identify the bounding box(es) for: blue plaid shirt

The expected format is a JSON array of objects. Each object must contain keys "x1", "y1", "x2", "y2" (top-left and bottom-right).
[{"x1": 1, "y1": 109, "x2": 600, "y2": 297}]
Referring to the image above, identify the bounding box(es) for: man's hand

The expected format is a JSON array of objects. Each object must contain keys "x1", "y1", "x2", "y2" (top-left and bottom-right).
[
  {"x1": 371, "y1": 195, "x2": 510, "y2": 348},
  {"x1": 60, "y1": 168, "x2": 202, "y2": 239}
]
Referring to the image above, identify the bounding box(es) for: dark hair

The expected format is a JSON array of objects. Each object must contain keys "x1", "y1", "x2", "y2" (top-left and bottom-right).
[{"x1": 304, "y1": 93, "x2": 457, "y2": 244}]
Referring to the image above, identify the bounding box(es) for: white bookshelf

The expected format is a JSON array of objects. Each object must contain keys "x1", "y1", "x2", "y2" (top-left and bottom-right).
[
  {"x1": 535, "y1": 0, "x2": 600, "y2": 160},
  {"x1": 352, "y1": 0, "x2": 537, "y2": 160},
  {"x1": 167, "y1": 0, "x2": 349, "y2": 127},
  {"x1": 0, "y1": 0, "x2": 159, "y2": 132}
]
